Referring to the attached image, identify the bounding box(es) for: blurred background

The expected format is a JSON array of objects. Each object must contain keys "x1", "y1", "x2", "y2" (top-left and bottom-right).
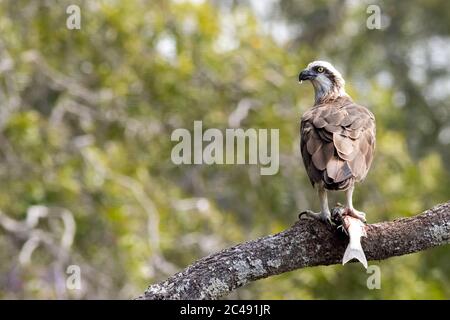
[{"x1": 0, "y1": 0, "x2": 449, "y2": 299}]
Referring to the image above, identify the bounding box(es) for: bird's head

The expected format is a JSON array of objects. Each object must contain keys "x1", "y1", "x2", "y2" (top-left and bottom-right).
[{"x1": 299, "y1": 61, "x2": 347, "y2": 103}]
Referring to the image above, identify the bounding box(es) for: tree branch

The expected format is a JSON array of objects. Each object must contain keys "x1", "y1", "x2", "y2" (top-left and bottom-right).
[{"x1": 138, "y1": 201, "x2": 450, "y2": 300}]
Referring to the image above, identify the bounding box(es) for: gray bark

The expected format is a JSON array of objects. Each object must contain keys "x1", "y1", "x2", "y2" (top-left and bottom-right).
[{"x1": 138, "y1": 201, "x2": 450, "y2": 300}]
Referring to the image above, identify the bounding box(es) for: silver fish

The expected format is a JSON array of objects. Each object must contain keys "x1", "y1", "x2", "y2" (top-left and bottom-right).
[{"x1": 342, "y1": 215, "x2": 368, "y2": 269}]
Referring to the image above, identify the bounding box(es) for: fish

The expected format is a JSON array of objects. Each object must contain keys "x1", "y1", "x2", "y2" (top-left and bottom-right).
[{"x1": 342, "y1": 214, "x2": 368, "y2": 269}]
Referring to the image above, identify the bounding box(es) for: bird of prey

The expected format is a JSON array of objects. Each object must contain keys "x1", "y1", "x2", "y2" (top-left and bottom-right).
[{"x1": 298, "y1": 61, "x2": 376, "y2": 224}]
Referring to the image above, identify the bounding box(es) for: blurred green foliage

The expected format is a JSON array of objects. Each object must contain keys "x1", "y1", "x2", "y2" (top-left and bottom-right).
[{"x1": 0, "y1": 0, "x2": 448, "y2": 299}]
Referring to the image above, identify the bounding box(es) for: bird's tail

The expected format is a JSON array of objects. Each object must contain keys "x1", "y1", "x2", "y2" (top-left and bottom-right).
[{"x1": 342, "y1": 241, "x2": 368, "y2": 269}]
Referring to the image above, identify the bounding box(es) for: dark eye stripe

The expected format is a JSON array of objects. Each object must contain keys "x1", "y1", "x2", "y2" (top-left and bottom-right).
[
  {"x1": 327, "y1": 71, "x2": 336, "y2": 83},
  {"x1": 314, "y1": 66, "x2": 336, "y2": 84}
]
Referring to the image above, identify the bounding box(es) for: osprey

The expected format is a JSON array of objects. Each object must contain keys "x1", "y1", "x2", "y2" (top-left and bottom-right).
[{"x1": 298, "y1": 61, "x2": 376, "y2": 224}]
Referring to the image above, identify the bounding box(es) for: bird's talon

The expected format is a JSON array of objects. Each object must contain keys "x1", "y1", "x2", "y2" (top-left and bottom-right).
[
  {"x1": 346, "y1": 208, "x2": 367, "y2": 223},
  {"x1": 300, "y1": 210, "x2": 332, "y2": 225},
  {"x1": 299, "y1": 210, "x2": 313, "y2": 220}
]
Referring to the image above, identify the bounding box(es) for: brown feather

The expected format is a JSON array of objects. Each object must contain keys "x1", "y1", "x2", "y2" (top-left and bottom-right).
[
  {"x1": 325, "y1": 157, "x2": 351, "y2": 182},
  {"x1": 312, "y1": 116, "x2": 327, "y2": 128},
  {"x1": 319, "y1": 107, "x2": 332, "y2": 119},
  {"x1": 324, "y1": 124, "x2": 342, "y2": 133},
  {"x1": 340, "y1": 115, "x2": 353, "y2": 127},
  {"x1": 306, "y1": 131, "x2": 321, "y2": 155},
  {"x1": 350, "y1": 118, "x2": 365, "y2": 130},
  {"x1": 349, "y1": 154, "x2": 367, "y2": 179},
  {"x1": 325, "y1": 111, "x2": 345, "y2": 125},
  {"x1": 335, "y1": 161, "x2": 353, "y2": 182},
  {"x1": 348, "y1": 129, "x2": 362, "y2": 139},
  {"x1": 300, "y1": 96, "x2": 376, "y2": 189},
  {"x1": 333, "y1": 133, "x2": 354, "y2": 155},
  {"x1": 312, "y1": 142, "x2": 334, "y2": 170},
  {"x1": 317, "y1": 128, "x2": 333, "y2": 142}
]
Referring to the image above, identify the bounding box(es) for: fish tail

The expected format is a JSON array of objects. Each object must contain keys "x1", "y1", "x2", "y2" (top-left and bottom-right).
[{"x1": 342, "y1": 241, "x2": 368, "y2": 269}]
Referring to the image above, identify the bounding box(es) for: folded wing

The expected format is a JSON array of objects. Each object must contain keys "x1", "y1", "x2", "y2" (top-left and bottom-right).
[{"x1": 300, "y1": 97, "x2": 375, "y2": 190}]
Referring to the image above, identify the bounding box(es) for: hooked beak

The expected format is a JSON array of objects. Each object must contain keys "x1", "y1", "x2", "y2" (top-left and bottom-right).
[{"x1": 299, "y1": 69, "x2": 316, "y2": 81}]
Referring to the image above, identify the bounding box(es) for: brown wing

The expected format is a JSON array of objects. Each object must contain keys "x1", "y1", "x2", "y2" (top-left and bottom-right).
[{"x1": 300, "y1": 96, "x2": 375, "y2": 190}]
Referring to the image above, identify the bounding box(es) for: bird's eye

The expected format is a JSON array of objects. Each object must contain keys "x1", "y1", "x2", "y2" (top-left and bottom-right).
[{"x1": 317, "y1": 67, "x2": 324, "y2": 73}]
